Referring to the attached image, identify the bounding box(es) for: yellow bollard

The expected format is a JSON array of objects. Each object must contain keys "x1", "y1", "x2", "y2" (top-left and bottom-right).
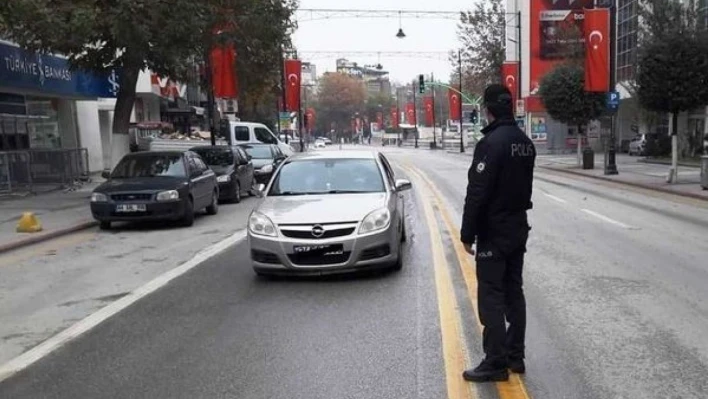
[{"x1": 16, "y1": 212, "x2": 43, "y2": 233}]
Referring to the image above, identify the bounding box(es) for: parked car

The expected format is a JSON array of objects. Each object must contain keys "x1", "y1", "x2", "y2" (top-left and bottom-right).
[
  {"x1": 218, "y1": 121, "x2": 294, "y2": 156},
  {"x1": 237, "y1": 143, "x2": 287, "y2": 186},
  {"x1": 247, "y1": 150, "x2": 411, "y2": 276},
  {"x1": 190, "y1": 145, "x2": 255, "y2": 203},
  {"x1": 314, "y1": 139, "x2": 326, "y2": 148},
  {"x1": 90, "y1": 151, "x2": 218, "y2": 229},
  {"x1": 628, "y1": 134, "x2": 647, "y2": 156}
]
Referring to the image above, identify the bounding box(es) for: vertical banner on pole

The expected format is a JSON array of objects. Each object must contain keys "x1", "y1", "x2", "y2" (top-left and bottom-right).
[
  {"x1": 501, "y1": 62, "x2": 519, "y2": 114},
  {"x1": 284, "y1": 59, "x2": 302, "y2": 112},
  {"x1": 584, "y1": 8, "x2": 611, "y2": 92},
  {"x1": 390, "y1": 106, "x2": 399, "y2": 128},
  {"x1": 424, "y1": 96, "x2": 434, "y2": 127},
  {"x1": 448, "y1": 89, "x2": 461, "y2": 121},
  {"x1": 405, "y1": 103, "x2": 416, "y2": 125}
]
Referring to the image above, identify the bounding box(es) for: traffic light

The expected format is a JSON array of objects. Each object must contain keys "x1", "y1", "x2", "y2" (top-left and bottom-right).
[
  {"x1": 418, "y1": 74, "x2": 425, "y2": 94},
  {"x1": 469, "y1": 109, "x2": 479, "y2": 124}
]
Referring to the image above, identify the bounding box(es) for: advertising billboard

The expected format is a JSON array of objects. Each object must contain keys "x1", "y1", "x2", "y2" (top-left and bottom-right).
[{"x1": 529, "y1": 0, "x2": 593, "y2": 97}]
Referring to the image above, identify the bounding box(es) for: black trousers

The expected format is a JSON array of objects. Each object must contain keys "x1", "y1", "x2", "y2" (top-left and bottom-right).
[{"x1": 475, "y1": 240, "x2": 527, "y2": 367}]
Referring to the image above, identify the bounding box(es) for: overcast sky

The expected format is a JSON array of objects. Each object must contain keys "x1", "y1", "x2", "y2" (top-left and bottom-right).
[{"x1": 292, "y1": 0, "x2": 477, "y2": 85}]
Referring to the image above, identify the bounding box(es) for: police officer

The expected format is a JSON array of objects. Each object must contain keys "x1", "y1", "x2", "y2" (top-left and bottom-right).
[{"x1": 461, "y1": 84, "x2": 535, "y2": 382}]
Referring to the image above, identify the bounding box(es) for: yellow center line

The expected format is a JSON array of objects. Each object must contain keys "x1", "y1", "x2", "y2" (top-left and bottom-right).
[
  {"x1": 404, "y1": 163, "x2": 532, "y2": 399},
  {"x1": 408, "y1": 169, "x2": 476, "y2": 399}
]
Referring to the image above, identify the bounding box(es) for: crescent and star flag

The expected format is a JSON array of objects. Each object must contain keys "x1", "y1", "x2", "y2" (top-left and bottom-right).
[
  {"x1": 424, "y1": 96, "x2": 434, "y2": 127},
  {"x1": 584, "y1": 8, "x2": 610, "y2": 92},
  {"x1": 448, "y1": 89, "x2": 461, "y2": 120},
  {"x1": 405, "y1": 102, "x2": 416, "y2": 125},
  {"x1": 305, "y1": 108, "x2": 315, "y2": 129},
  {"x1": 501, "y1": 62, "x2": 519, "y2": 114},
  {"x1": 284, "y1": 59, "x2": 302, "y2": 112},
  {"x1": 211, "y1": 44, "x2": 238, "y2": 98},
  {"x1": 390, "y1": 106, "x2": 399, "y2": 128}
]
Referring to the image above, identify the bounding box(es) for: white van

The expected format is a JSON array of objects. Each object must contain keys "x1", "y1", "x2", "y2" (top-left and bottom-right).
[{"x1": 221, "y1": 121, "x2": 294, "y2": 156}]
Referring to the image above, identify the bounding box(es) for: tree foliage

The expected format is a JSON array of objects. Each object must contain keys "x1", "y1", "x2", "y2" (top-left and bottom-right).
[
  {"x1": 451, "y1": 0, "x2": 506, "y2": 97},
  {"x1": 0, "y1": 0, "x2": 297, "y2": 134},
  {"x1": 313, "y1": 73, "x2": 366, "y2": 134},
  {"x1": 365, "y1": 93, "x2": 395, "y2": 125},
  {"x1": 538, "y1": 64, "x2": 606, "y2": 129}
]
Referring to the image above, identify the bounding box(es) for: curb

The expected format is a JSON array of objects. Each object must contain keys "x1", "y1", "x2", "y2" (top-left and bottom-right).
[
  {"x1": 539, "y1": 166, "x2": 708, "y2": 202},
  {"x1": 0, "y1": 221, "x2": 98, "y2": 255},
  {"x1": 638, "y1": 158, "x2": 702, "y2": 168}
]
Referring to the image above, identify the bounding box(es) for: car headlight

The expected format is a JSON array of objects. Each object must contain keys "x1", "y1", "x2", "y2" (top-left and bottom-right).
[
  {"x1": 91, "y1": 192, "x2": 108, "y2": 203},
  {"x1": 156, "y1": 190, "x2": 179, "y2": 201},
  {"x1": 260, "y1": 164, "x2": 274, "y2": 174},
  {"x1": 249, "y1": 212, "x2": 277, "y2": 237},
  {"x1": 217, "y1": 175, "x2": 231, "y2": 183},
  {"x1": 359, "y1": 208, "x2": 391, "y2": 234}
]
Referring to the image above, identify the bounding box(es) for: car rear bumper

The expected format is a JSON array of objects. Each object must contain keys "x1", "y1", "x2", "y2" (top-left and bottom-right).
[
  {"x1": 91, "y1": 200, "x2": 186, "y2": 222},
  {"x1": 248, "y1": 223, "x2": 400, "y2": 275}
]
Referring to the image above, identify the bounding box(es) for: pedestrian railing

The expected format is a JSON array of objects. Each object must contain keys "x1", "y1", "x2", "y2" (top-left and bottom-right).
[{"x1": 0, "y1": 148, "x2": 89, "y2": 196}]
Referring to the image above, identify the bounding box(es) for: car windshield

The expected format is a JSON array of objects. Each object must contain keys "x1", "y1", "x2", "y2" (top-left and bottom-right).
[
  {"x1": 111, "y1": 155, "x2": 186, "y2": 178},
  {"x1": 242, "y1": 146, "x2": 273, "y2": 159},
  {"x1": 192, "y1": 148, "x2": 233, "y2": 166},
  {"x1": 269, "y1": 158, "x2": 385, "y2": 195}
]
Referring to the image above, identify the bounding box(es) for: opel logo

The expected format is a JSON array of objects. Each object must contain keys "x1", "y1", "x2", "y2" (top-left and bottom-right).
[{"x1": 311, "y1": 225, "x2": 325, "y2": 238}]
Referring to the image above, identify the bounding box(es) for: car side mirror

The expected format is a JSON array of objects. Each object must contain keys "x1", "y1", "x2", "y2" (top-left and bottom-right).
[
  {"x1": 255, "y1": 183, "x2": 266, "y2": 198},
  {"x1": 395, "y1": 179, "x2": 412, "y2": 192},
  {"x1": 101, "y1": 170, "x2": 111, "y2": 179}
]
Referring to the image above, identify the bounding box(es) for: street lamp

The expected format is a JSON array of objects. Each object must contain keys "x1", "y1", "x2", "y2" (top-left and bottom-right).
[{"x1": 396, "y1": 11, "x2": 406, "y2": 38}]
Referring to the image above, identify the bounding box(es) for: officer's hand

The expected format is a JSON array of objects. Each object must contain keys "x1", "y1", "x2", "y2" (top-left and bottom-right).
[{"x1": 463, "y1": 243, "x2": 475, "y2": 256}]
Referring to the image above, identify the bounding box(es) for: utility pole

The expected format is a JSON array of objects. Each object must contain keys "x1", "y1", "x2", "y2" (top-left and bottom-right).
[
  {"x1": 412, "y1": 79, "x2": 418, "y2": 147},
  {"x1": 518, "y1": 11, "x2": 522, "y2": 102},
  {"x1": 604, "y1": 0, "x2": 618, "y2": 175},
  {"x1": 458, "y1": 49, "x2": 464, "y2": 153}
]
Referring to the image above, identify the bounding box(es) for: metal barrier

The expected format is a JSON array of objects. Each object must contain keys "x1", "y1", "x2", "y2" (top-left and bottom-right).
[{"x1": 0, "y1": 148, "x2": 89, "y2": 195}]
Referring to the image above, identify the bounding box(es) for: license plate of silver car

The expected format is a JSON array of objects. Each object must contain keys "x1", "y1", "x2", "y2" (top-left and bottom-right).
[
  {"x1": 293, "y1": 244, "x2": 343, "y2": 255},
  {"x1": 116, "y1": 204, "x2": 147, "y2": 212}
]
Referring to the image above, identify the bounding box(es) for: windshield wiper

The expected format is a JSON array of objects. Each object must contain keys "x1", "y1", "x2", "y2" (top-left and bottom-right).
[
  {"x1": 274, "y1": 191, "x2": 310, "y2": 196},
  {"x1": 325, "y1": 190, "x2": 373, "y2": 194}
]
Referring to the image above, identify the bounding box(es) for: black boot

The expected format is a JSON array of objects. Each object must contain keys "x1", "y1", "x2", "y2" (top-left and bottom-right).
[
  {"x1": 462, "y1": 360, "x2": 509, "y2": 382},
  {"x1": 508, "y1": 358, "x2": 525, "y2": 374}
]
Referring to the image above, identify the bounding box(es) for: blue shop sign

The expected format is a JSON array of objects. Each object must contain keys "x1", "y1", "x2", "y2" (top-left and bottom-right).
[{"x1": 0, "y1": 42, "x2": 119, "y2": 98}]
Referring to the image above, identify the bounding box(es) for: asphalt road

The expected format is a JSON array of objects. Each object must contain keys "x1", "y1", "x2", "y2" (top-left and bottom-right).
[{"x1": 1, "y1": 146, "x2": 707, "y2": 399}]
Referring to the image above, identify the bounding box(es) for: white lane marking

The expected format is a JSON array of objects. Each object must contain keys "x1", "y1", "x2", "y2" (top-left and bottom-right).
[
  {"x1": 543, "y1": 192, "x2": 568, "y2": 204},
  {"x1": 581, "y1": 209, "x2": 637, "y2": 230},
  {"x1": 0, "y1": 229, "x2": 247, "y2": 383}
]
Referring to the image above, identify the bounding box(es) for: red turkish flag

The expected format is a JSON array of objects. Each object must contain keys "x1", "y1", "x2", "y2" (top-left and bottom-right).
[
  {"x1": 305, "y1": 107, "x2": 315, "y2": 129},
  {"x1": 501, "y1": 62, "x2": 519, "y2": 114},
  {"x1": 210, "y1": 44, "x2": 238, "y2": 98},
  {"x1": 448, "y1": 89, "x2": 461, "y2": 120},
  {"x1": 423, "y1": 96, "x2": 434, "y2": 127},
  {"x1": 584, "y1": 8, "x2": 610, "y2": 92},
  {"x1": 390, "y1": 106, "x2": 399, "y2": 128},
  {"x1": 405, "y1": 102, "x2": 416, "y2": 125},
  {"x1": 284, "y1": 59, "x2": 302, "y2": 111}
]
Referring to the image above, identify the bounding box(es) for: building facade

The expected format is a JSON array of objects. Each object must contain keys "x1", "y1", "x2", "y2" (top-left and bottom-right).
[{"x1": 336, "y1": 58, "x2": 391, "y2": 97}]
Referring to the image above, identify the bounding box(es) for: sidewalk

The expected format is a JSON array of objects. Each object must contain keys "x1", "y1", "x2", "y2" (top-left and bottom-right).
[
  {"x1": 0, "y1": 182, "x2": 101, "y2": 253},
  {"x1": 537, "y1": 155, "x2": 707, "y2": 201}
]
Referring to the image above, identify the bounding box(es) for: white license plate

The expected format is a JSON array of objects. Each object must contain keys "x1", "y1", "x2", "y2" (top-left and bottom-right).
[{"x1": 116, "y1": 204, "x2": 147, "y2": 212}]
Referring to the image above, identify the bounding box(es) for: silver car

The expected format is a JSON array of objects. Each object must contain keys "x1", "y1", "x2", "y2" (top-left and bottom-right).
[{"x1": 247, "y1": 150, "x2": 411, "y2": 276}]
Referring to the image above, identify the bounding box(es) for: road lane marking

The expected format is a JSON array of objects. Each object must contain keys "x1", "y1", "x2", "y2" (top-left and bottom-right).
[
  {"x1": 410, "y1": 171, "x2": 475, "y2": 399},
  {"x1": 405, "y1": 164, "x2": 532, "y2": 399},
  {"x1": 581, "y1": 209, "x2": 637, "y2": 229},
  {"x1": 542, "y1": 193, "x2": 567, "y2": 204},
  {"x1": 0, "y1": 229, "x2": 247, "y2": 383}
]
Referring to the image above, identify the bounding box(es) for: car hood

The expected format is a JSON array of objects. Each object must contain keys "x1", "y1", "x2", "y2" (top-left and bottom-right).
[
  {"x1": 96, "y1": 177, "x2": 186, "y2": 193},
  {"x1": 257, "y1": 193, "x2": 387, "y2": 224},
  {"x1": 208, "y1": 165, "x2": 234, "y2": 176},
  {"x1": 252, "y1": 159, "x2": 274, "y2": 169}
]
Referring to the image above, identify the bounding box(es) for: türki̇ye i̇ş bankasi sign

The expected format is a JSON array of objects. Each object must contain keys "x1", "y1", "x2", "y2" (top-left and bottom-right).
[{"x1": 0, "y1": 42, "x2": 119, "y2": 98}]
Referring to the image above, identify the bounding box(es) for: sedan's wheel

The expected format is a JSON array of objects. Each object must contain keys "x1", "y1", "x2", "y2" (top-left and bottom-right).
[
  {"x1": 206, "y1": 190, "x2": 219, "y2": 215},
  {"x1": 233, "y1": 182, "x2": 242, "y2": 203},
  {"x1": 99, "y1": 221, "x2": 111, "y2": 231},
  {"x1": 180, "y1": 198, "x2": 195, "y2": 227},
  {"x1": 401, "y1": 221, "x2": 407, "y2": 243}
]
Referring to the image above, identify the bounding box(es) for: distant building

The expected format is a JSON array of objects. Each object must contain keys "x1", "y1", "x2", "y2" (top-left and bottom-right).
[{"x1": 336, "y1": 58, "x2": 391, "y2": 97}]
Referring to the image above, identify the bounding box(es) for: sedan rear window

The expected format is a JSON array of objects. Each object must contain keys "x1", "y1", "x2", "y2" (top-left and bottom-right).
[
  {"x1": 269, "y1": 159, "x2": 385, "y2": 195},
  {"x1": 192, "y1": 148, "x2": 234, "y2": 166},
  {"x1": 111, "y1": 155, "x2": 186, "y2": 178}
]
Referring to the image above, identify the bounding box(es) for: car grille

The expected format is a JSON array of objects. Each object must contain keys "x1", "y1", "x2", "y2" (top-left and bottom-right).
[
  {"x1": 288, "y1": 252, "x2": 351, "y2": 266},
  {"x1": 111, "y1": 193, "x2": 153, "y2": 201},
  {"x1": 251, "y1": 250, "x2": 280, "y2": 264},
  {"x1": 278, "y1": 222, "x2": 358, "y2": 240},
  {"x1": 360, "y1": 244, "x2": 391, "y2": 261}
]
